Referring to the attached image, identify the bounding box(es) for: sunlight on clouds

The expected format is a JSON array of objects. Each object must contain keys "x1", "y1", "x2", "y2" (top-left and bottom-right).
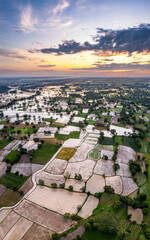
[{"x1": 20, "y1": 4, "x2": 38, "y2": 33}]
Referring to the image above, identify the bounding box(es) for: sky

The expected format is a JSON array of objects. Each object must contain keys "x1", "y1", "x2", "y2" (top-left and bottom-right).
[{"x1": 0, "y1": 0, "x2": 150, "y2": 77}]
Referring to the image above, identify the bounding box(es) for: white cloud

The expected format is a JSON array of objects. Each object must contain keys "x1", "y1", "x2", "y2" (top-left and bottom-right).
[
  {"x1": 20, "y1": 4, "x2": 38, "y2": 33},
  {"x1": 53, "y1": 0, "x2": 70, "y2": 15}
]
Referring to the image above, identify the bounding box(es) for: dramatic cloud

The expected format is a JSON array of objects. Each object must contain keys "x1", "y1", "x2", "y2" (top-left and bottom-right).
[
  {"x1": 36, "y1": 24, "x2": 150, "y2": 55},
  {"x1": 38, "y1": 64, "x2": 56, "y2": 68},
  {"x1": 20, "y1": 4, "x2": 38, "y2": 33}
]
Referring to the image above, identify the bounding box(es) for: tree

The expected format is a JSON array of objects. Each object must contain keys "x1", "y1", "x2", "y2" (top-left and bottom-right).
[
  {"x1": 68, "y1": 185, "x2": 73, "y2": 191},
  {"x1": 113, "y1": 163, "x2": 120, "y2": 173}
]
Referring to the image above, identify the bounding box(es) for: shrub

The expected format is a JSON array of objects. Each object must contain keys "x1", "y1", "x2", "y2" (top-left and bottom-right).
[
  {"x1": 104, "y1": 185, "x2": 114, "y2": 194},
  {"x1": 51, "y1": 182, "x2": 57, "y2": 188},
  {"x1": 19, "y1": 190, "x2": 24, "y2": 196},
  {"x1": 93, "y1": 222, "x2": 100, "y2": 230},
  {"x1": 75, "y1": 173, "x2": 82, "y2": 180},
  {"x1": 68, "y1": 185, "x2": 73, "y2": 191},
  {"x1": 94, "y1": 192, "x2": 102, "y2": 198},
  {"x1": 59, "y1": 183, "x2": 65, "y2": 188},
  {"x1": 38, "y1": 179, "x2": 44, "y2": 185},
  {"x1": 63, "y1": 212, "x2": 70, "y2": 219},
  {"x1": 6, "y1": 165, "x2": 11, "y2": 173},
  {"x1": 51, "y1": 233, "x2": 60, "y2": 240}
]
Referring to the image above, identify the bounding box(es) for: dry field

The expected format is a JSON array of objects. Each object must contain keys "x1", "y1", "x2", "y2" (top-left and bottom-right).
[
  {"x1": 94, "y1": 159, "x2": 115, "y2": 176},
  {"x1": 78, "y1": 195, "x2": 98, "y2": 219},
  {"x1": 128, "y1": 206, "x2": 143, "y2": 224},
  {"x1": 36, "y1": 171, "x2": 65, "y2": 186},
  {"x1": 15, "y1": 200, "x2": 75, "y2": 233},
  {"x1": 27, "y1": 186, "x2": 87, "y2": 215},
  {"x1": 86, "y1": 174, "x2": 105, "y2": 194},
  {"x1": 105, "y1": 176, "x2": 123, "y2": 195},
  {"x1": 121, "y1": 177, "x2": 138, "y2": 196},
  {"x1": 46, "y1": 158, "x2": 67, "y2": 174},
  {"x1": 65, "y1": 160, "x2": 96, "y2": 181}
]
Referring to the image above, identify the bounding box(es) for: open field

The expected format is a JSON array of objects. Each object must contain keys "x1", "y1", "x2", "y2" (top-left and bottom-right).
[
  {"x1": 0, "y1": 189, "x2": 21, "y2": 207},
  {"x1": 78, "y1": 195, "x2": 98, "y2": 219},
  {"x1": 0, "y1": 139, "x2": 11, "y2": 150},
  {"x1": 0, "y1": 173, "x2": 27, "y2": 190},
  {"x1": 32, "y1": 143, "x2": 60, "y2": 165},
  {"x1": 46, "y1": 158, "x2": 67, "y2": 174},
  {"x1": 27, "y1": 185, "x2": 87, "y2": 215},
  {"x1": 15, "y1": 199, "x2": 75, "y2": 233},
  {"x1": 56, "y1": 147, "x2": 77, "y2": 160},
  {"x1": 86, "y1": 174, "x2": 105, "y2": 194},
  {"x1": 65, "y1": 159, "x2": 95, "y2": 181}
]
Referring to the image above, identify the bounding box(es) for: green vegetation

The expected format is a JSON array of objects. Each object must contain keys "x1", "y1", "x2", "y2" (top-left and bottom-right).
[
  {"x1": 99, "y1": 137, "x2": 115, "y2": 145},
  {"x1": 0, "y1": 189, "x2": 21, "y2": 208},
  {"x1": 55, "y1": 131, "x2": 80, "y2": 140},
  {"x1": 89, "y1": 149, "x2": 100, "y2": 160},
  {"x1": 86, "y1": 120, "x2": 96, "y2": 125},
  {"x1": 4, "y1": 150, "x2": 21, "y2": 165},
  {"x1": 32, "y1": 143, "x2": 60, "y2": 165},
  {"x1": 0, "y1": 139, "x2": 11, "y2": 149},
  {"x1": 0, "y1": 120, "x2": 8, "y2": 125},
  {"x1": 0, "y1": 173, "x2": 27, "y2": 190}
]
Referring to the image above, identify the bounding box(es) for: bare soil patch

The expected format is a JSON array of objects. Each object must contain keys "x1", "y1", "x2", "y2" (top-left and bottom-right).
[
  {"x1": 15, "y1": 199, "x2": 75, "y2": 233},
  {"x1": 86, "y1": 174, "x2": 105, "y2": 194},
  {"x1": 27, "y1": 186, "x2": 87, "y2": 215},
  {"x1": 78, "y1": 195, "x2": 98, "y2": 219},
  {"x1": 46, "y1": 158, "x2": 67, "y2": 175},
  {"x1": 22, "y1": 223, "x2": 52, "y2": 240},
  {"x1": 3, "y1": 216, "x2": 33, "y2": 240},
  {"x1": 128, "y1": 206, "x2": 143, "y2": 224}
]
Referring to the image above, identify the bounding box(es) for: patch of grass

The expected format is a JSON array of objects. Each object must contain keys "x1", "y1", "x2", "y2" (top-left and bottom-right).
[
  {"x1": 0, "y1": 139, "x2": 11, "y2": 149},
  {"x1": 55, "y1": 133, "x2": 69, "y2": 140},
  {"x1": 134, "y1": 124, "x2": 147, "y2": 131},
  {"x1": 86, "y1": 120, "x2": 96, "y2": 125},
  {"x1": 100, "y1": 193, "x2": 119, "y2": 206},
  {"x1": 135, "y1": 172, "x2": 146, "y2": 187},
  {"x1": 82, "y1": 229, "x2": 118, "y2": 240},
  {"x1": 68, "y1": 122, "x2": 81, "y2": 127},
  {"x1": 32, "y1": 143, "x2": 60, "y2": 165},
  {"x1": 140, "y1": 139, "x2": 150, "y2": 154},
  {"x1": 69, "y1": 131, "x2": 80, "y2": 138},
  {"x1": 4, "y1": 150, "x2": 21, "y2": 165},
  {"x1": 77, "y1": 113, "x2": 87, "y2": 118},
  {"x1": 115, "y1": 136, "x2": 122, "y2": 145},
  {"x1": 55, "y1": 132, "x2": 80, "y2": 140},
  {"x1": 89, "y1": 149, "x2": 100, "y2": 160},
  {"x1": 122, "y1": 136, "x2": 140, "y2": 152},
  {"x1": 99, "y1": 137, "x2": 115, "y2": 145},
  {"x1": 0, "y1": 173, "x2": 27, "y2": 190},
  {"x1": 56, "y1": 147, "x2": 76, "y2": 160},
  {"x1": 124, "y1": 224, "x2": 141, "y2": 240},
  {"x1": 0, "y1": 120, "x2": 8, "y2": 125},
  {"x1": 0, "y1": 189, "x2": 21, "y2": 207}
]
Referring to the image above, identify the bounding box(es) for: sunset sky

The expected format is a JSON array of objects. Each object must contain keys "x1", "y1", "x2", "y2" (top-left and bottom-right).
[{"x1": 0, "y1": 0, "x2": 150, "y2": 77}]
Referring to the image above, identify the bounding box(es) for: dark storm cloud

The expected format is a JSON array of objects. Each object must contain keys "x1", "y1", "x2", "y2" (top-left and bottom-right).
[{"x1": 35, "y1": 24, "x2": 150, "y2": 55}]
